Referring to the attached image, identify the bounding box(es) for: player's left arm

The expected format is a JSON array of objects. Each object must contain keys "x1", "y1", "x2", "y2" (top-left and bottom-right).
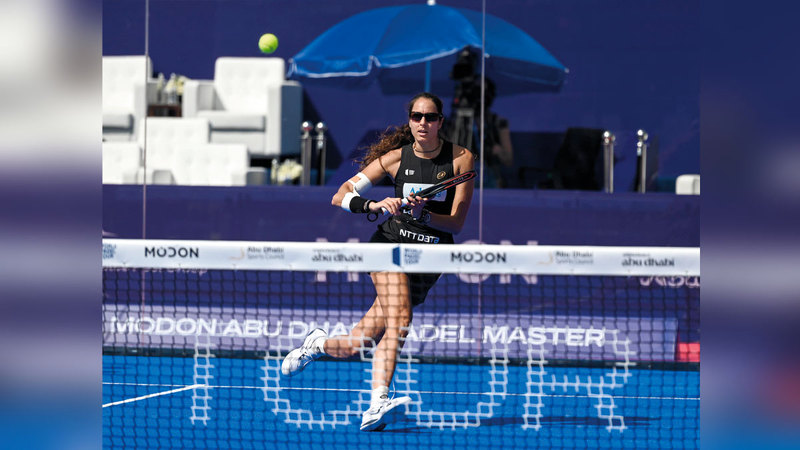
[{"x1": 425, "y1": 145, "x2": 475, "y2": 234}]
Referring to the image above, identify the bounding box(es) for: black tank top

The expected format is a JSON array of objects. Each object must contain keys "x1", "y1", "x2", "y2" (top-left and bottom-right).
[{"x1": 393, "y1": 140, "x2": 455, "y2": 216}]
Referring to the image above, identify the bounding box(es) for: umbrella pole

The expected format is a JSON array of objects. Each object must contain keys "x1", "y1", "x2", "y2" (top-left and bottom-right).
[{"x1": 424, "y1": 61, "x2": 431, "y2": 92}]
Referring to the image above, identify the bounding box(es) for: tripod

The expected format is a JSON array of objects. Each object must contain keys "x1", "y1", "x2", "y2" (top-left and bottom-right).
[{"x1": 448, "y1": 106, "x2": 476, "y2": 150}]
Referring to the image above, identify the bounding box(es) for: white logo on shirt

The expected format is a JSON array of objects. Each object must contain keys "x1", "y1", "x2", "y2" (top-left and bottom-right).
[
  {"x1": 403, "y1": 183, "x2": 446, "y2": 201},
  {"x1": 405, "y1": 169, "x2": 415, "y2": 176}
]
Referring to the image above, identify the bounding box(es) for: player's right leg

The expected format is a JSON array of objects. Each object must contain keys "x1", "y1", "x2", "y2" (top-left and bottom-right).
[
  {"x1": 320, "y1": 298, "x2": 385, "y2": 359},
  {"x1": 280, "y1": 327, "x2": 328, "y2": 377},
  {"x1": 280, "y1": 299, "x2": 385, "y2": 376}
]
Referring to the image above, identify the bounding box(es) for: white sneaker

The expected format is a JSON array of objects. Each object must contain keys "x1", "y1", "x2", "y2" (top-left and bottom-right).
[
  {"x1": 360, "y1": 396, "x2": 411, "y2": 431},
  {"x1": 280, "y1": 328, "x2": 327, "y2": 377}
]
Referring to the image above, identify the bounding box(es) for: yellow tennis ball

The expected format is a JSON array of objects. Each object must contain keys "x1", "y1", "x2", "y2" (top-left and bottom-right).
[{"x1": 258, "y1": 33, "x2": 278, "y2": 54}]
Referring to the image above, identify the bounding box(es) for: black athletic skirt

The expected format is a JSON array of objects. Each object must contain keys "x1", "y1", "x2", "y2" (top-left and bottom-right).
[{"x1": 369, "y1": 215, "x2": 454, "y2": 306}]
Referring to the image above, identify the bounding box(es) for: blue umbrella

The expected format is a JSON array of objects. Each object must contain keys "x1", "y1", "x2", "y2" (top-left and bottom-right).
[{"x1": 287, "y1": 3, "x2": 567, "y2": 95}]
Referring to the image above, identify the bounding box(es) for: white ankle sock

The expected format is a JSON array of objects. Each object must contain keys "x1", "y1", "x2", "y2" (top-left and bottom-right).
[{"x1": 371, "y1": 386, "x2": 389, "y2": 405}]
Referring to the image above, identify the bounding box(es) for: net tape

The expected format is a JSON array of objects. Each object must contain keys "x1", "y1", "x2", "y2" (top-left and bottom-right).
[{"x1": 102, "y1": 239, "x2": 699, "y2": 276}]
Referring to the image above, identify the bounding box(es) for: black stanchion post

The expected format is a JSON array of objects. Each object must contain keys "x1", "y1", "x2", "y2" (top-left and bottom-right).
[
  {"x1": 602, "y1": 131, "x2": 615, "y2": 193},
  {"x1": 315, "y1": 122, "x2": 328, "y2": 186},
  {"x1": 300, "y1": 121, "x2": 313, "y2": 186},
  {"x1": 636, "y1": 129, "x2": 648, "y2": 193}
]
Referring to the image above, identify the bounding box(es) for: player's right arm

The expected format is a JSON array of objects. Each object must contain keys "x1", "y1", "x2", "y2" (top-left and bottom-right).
[{"x1": 331, "y1": 149, "x2": 404, "y2": 215}]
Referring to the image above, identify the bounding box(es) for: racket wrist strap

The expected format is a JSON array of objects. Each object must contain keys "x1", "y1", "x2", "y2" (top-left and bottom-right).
[{"x1": 414, "y1": 209, "x2": 431, "y2": 225}]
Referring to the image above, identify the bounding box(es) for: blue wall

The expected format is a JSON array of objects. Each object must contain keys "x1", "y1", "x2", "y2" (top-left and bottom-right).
[
  {"x1": 103, "y1": 0, "x2": 699, "y2": 185},
  {"x1": 103, "y1": 185, "x2": 699, "y2": 247}
]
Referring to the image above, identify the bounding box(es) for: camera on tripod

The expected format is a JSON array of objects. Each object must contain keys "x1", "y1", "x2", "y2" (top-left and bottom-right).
[
  {"x1": 450, "y1": 47, "x2": 482, "y2": 111},
  {"x1": 447, "y1": 47, "x2": 485, "y2": 149},
  {"x1": 447, "y1": 48, "x2": 511, "y2": 187}
]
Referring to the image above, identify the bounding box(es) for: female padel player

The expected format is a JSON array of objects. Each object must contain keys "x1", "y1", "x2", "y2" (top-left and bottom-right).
[{"x1": 281, "y1": 92, "x2": 475, "y2": 431}]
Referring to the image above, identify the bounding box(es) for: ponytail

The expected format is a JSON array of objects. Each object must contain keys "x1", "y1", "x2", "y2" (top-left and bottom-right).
[{"x1": 356, "y1": 124, "x2": 414, "y2": 170}]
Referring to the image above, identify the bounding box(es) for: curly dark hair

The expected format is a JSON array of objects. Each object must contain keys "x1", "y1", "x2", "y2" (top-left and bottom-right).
[{"x1": 356, "y1": 92, "x2": 444, "y2": 170}]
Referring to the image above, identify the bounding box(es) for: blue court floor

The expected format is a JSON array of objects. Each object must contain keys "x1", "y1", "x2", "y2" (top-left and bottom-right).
[{"x1": 103, "y1": 355, "x2": 699, "y2": 449}]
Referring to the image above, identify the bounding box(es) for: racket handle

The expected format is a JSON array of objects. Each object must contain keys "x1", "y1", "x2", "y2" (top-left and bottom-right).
[{"x1": 380, "y1": 198, "x2": 409, "y2": 215}]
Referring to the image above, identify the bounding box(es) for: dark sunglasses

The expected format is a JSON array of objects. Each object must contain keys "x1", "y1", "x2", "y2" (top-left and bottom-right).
[{"x1": 409, "y1": 112, "x2": 443, "y2": 122}]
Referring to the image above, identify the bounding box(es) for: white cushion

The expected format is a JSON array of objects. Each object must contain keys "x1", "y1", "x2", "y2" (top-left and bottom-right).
[
  {"x1": 198, "y1": 111, "x2": 266, "y2": 130},
  {"x1": 103, "y1": 111, "x2": 133, "y2": 129},
  {"x1": 140, "y1": 117, "x2": 210, "y2": 168},
  {"x1": 151, "y1": 169, "x2": 175, "y2": 185},
  {"x1": 208, "y1": 131, "x2": 263, "y2": 153},
  {"x1": 213, "y1": 57, "x2": 284, "y2": 113},
  {"x1": 102, "y1": 56, "x2": 151, "y2": 112},
  {"x1": 103, "y1": 142, "x2": 141, "y2": 184},
  {"x1": 675, "y1": 174, "x2": 700, "y2": 195},
  {"x1": 172, "y1": 143, "x2": 250, "y2": 186},
  {"x1": 180, "y1": 57, "x2": 301, "y2": 156}
]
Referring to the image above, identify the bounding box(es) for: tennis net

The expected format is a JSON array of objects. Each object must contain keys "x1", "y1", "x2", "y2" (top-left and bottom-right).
[{"x1": 102, "y1": 239, "x2": 699, "y2": 448}]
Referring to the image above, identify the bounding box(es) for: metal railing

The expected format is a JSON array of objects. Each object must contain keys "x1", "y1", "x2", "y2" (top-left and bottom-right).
[{"x1": 300, "y1": 121, "x2": 328, "y2": 186}]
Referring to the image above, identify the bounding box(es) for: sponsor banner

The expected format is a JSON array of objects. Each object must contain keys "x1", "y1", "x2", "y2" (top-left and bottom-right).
[
  {"x1": 103, "y1": 239, "x2": 700, "y2": 276},
  {"x1": 103, "y1": 304, "x2": 678, "y2": 362},
  {"x1": 394, "y1": 244, "x2": 699, "y2": 276},
  {"x1": 103, "y1": 239, "x2": 398, "y2": 272}
]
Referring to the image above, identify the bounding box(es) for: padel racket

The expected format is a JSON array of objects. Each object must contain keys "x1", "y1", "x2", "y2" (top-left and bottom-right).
[{"x1": 367, "y1": 170, "x2": 476, "y2": 222}]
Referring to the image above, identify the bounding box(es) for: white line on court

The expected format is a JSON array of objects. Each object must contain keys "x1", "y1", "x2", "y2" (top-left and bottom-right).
[
  {"x1": 102, "y1": 384, "x2": 204, "y2": 408},
  {"x1": 102, "y1": 382, "x2": 699, "y2": 402}
]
